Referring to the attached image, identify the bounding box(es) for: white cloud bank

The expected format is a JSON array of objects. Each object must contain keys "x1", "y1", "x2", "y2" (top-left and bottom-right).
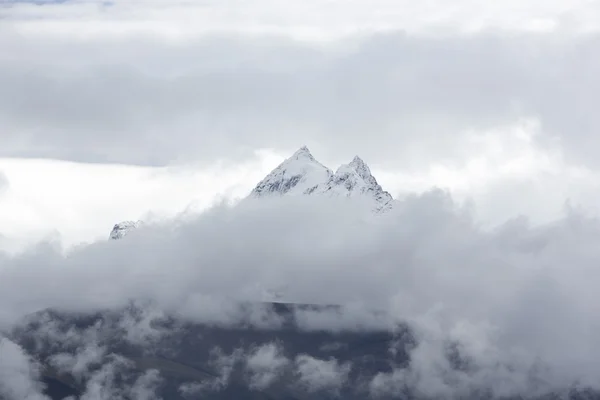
[
  {"x1": 1, "y1": 118, "x2": 600, "y2": 254},
  {"x1": 1, "y1": 193, "x2": 600, "y2": 397}
]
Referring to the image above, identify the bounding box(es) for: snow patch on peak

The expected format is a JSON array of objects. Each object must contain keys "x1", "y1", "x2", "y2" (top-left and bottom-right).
[
  {"x1": 109, "y1": 220, "x2": 142, "y2": 240},
  {"x1": 250, "y1": 146, "x2": 333, "y2": 198}
]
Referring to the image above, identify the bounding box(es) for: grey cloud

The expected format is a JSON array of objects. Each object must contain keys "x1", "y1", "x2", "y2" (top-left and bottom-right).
[
  {"x1": 200, "y1": 347, "x2": 245, "y2": 393},
  {"x1": 49, "y1": 345, "x2": 106, "y2": 382},
  {"x1": 8, "y1": 309, "x2": 168, "y2": 399},
  {"x1": 77, "y1": 355, "x2": 132, "y2": 400},
  {"x1": 127, "y1": 370, "x2": 163, "y2": 400},
  {"x1": 115, "y1": 304, "x2": 172, "y2": 348},
  {"x1": 3, "y1": 193, "x2": 600, "y2": 395},
  {"x1": 177, "y1": 382, "x2": 204, "y2": 398},
  {"x1": 294, "y1": 354, "x2": 351, "y2": 394},
  {"x1": 1, "y1": 31, "x2": 600, "y2": 167},
  {"x1": 245, "y1": 343, "x2": 289, "y2": 390},
  {"x1": 0, "y1": 337, "x2": 49, "y2": 400},
  {"x1": 178, "y1": 343, "x2": 351, "y2": 396},
  {"x1": 370, "y1": 335, "x2": 544, "y2": 399}
]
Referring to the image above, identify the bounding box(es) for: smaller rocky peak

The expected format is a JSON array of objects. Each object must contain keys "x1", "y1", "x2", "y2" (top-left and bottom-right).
[
  {"x1": 333, "y1": 155, "x2": 372, "y2": 181},
  {"x1": 324, "y1": 155, "x2": 393, "y2": 208},
  {"x1": 348, "y1": 155, "x2": 375, "y2": 181},
  {"x1": 109, "y1": 220, "x2": 142, "y2": 240}
]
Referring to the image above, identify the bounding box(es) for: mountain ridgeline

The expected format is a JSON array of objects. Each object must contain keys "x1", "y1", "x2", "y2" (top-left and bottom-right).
[{"x1": 109, "y1": 146, "x2": 393, "y2": 239}]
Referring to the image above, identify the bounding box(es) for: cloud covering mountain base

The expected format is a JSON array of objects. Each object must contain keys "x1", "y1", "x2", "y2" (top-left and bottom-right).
[{"x1": 1, "y1": 192, "x2": 600, "y2": 398}]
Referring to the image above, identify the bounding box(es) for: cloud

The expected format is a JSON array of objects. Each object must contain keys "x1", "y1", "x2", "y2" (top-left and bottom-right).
[
  {"x1": 2, "y1": 192, "x2": 600, "y2": 397},
  {"x1": 1, "y1": 1, "x2": 600, "y2": 170},
  {"x1": 0, "y1": 153, "x2": 280, "y2": 250},
  {"x1": 49, "y1": 344, "x2": 106, "y2": 383},
  {"x1": 185, "y1": 347, "x2": 244, "y2": 394},
  {"x1": 294, "y1": 354, "x2": 351, "y2": 394},
  {"x1": 126, "y1": 370, "x2": 163, "y2": 400},
  {"x1": 0, "y1": 337, "x2": 49, "y2": 400},
  {"x1": 177, "y1": 343, "x2": 351, "y2": 396},
  {"x1": 115, "y1": 303, "x2": 173, "y2": 348},
  {"x1": 369, "y1": 328, "x2": 543, "y2": 399},
  {"x1": 4, "y1": 0, "x2": 597, "y2": 36},
  {"x1": 11, "y1": 311, "x2": 166, "y2": 399},
  {"x1": 76, "y1": 355, "x2": 142, "y2": 400},
  {"x1": 244, "y1": 343, "x2": 289, "y2": 390},
  {"x1": 7, "y1": 1, "x2": 600, "y2": 398},
  {"x1": 17, "y1": 0, "x2": 600, "y2": 40}
]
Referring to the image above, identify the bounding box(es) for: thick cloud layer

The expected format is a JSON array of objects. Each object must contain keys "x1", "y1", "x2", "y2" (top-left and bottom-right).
[
  {"x1": 1, "y1": 193, "x2": 600, "y2": 397},
  {"x1": 2, "y1": 1, "x2": 600, "y2": 168}
]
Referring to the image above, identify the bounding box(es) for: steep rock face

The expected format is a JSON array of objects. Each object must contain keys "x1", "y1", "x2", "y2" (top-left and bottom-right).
[{"x1": 109, "y1": 220, "x2": 142, "y2": 240}]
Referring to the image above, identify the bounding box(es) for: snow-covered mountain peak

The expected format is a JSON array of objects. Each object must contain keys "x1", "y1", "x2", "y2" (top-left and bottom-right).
[
  {"x1": 250, "y1": 146, "x2": 332, "y2": 197},
  {"x1": 250, "y1": 147, "x2": 393, "y2": 210},
  {"x1": 110, "y1": 147, "x2": 395, "y2": 240}
]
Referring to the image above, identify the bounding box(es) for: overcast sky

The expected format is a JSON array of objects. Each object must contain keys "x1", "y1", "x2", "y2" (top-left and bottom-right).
[
  {"x1": 4, "y1": 1, "x2": 600, "y2": 398},
  {"x1": 2, "y1": 0, "x2": 600, "y2": 247}
]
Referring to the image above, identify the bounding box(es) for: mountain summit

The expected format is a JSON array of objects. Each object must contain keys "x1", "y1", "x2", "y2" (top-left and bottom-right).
[
  {"x1": 250, "y1": 146, "x2": 333, "y2": 198},
  {"x1": 250, "y1": 146, "x2": 393, "y2": 210},
  {"x1": 110, "y1": 147, "x2": 393, "y2": 239}
]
